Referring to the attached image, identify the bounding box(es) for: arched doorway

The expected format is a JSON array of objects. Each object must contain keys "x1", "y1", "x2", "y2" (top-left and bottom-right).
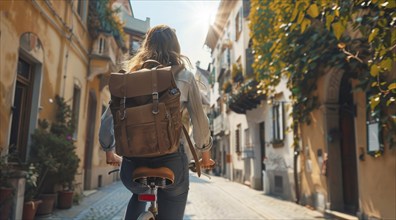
[
  {"x1": 324, "y1": 69, "x2": 359, "y2": 214},
  {"x1": 9, "y1": 32, "x2": 43, "y2": 162}
]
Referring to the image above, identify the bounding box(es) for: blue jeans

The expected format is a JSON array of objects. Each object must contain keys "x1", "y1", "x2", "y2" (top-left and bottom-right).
[{"x1": 120, "y1": 146, "x2": 189, "y2": 220}]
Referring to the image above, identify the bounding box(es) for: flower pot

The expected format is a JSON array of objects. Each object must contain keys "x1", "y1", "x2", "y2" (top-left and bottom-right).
[
  {"x1": 0, "y1": 187, "x2": 14, "y2": 220},
  {"x1": 22, "y1": 200, "x2": 42, "y2": 220},
  {"x1": 36, "y1": 193, "x2": 56, "y2": 216},
  {"x1": 57, "y1": 190, "x2": 74, "y2": 209}
]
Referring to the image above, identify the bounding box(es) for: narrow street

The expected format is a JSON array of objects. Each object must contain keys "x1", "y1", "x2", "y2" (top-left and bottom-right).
[
  {"x1": 184, "y1": 174, "x2": 325, "y2": 220},
  {"x1": 44, "y1": 173, "x2": 326, "y2": 220}
]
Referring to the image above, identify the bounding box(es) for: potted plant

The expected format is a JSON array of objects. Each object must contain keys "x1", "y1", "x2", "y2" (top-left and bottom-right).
[
  {"x1": 30, "y1": 120, "x2": 60, "y2": 216},
  {"x1": 50, "y1": 95, "x2": 80, "y2": 209},
  {"x1": 22, "y1": 163, "x2": 42, "y2": 220},
  {"x1": 30, "y1": 95, "x2": 80, "y2": 213},
  {"x1": 0, "y1": 154, "x2": 14, "y2": 220}
]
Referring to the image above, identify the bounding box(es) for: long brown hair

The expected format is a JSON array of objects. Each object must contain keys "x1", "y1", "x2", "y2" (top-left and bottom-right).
[{"x1": 125, "y1": 24, "x2": 191, "y2": 71}]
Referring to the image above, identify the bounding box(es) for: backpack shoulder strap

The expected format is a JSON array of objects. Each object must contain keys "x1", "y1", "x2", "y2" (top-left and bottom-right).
[
  {"x1": 141, "y1": 60, "x2": 162, "y2": 69},
  {"x1": 170, "y1": 65, "x2": 185, "y2": 75},
  {"x1": 182, "y1": 125, "x2": 201, "y2": 177}
]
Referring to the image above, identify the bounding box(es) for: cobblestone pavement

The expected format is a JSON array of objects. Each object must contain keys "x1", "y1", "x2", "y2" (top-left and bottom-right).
[
  {"x1": 39, "y1": 173, "x2": 327, "y2": 220},
  {"x1": 36, "y1": 181, "x2": 129, "y2": 220}
]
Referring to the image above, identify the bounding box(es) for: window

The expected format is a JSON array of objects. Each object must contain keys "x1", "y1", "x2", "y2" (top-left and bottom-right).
[
  {"x1": 129, "y1": 40, "x2": 141, "y2": 55},
  {"x1": 235, "y1": 7, "x2": 243, "y2": 41},
  {"x1": 244, "y1": 128, "x2": 251, "y2": 147},
  {"x1": 366, "y1": 94, "x2": 383, "y2": 156},
  {"x1": 236, "y1": 124, "x2": 241, "y2": 153},
  {"x1": 243, "y1": 0, "x2": 251, "y2": 18},
  {"x1": 77, "y1": 0, "x2": 88, "y2": 22},
  {"x1": 98, "y1": 37, "x2": 106, "y2": 54},
  {"x1": 72, "y1": 85, "x2": 81, "y2": 139},
  {"x1": 272, "y1": 102, "x2": 284, "y2": 141},
  {"x1": 274, "y1": 175, "x2": 283, "y2": 193},
  {"x1": 9, "y1": 58, "x2": 34, "y2": 161}
]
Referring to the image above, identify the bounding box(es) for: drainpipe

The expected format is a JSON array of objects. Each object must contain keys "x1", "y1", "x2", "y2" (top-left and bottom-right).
[{"x1": 293, "y1": 121, "x2": 301, "y2": 204}]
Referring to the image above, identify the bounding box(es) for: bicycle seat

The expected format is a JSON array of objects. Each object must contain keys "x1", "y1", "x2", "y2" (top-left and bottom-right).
[{"x1": 132, "y1": 166, "x2": 175, "y2": 186}]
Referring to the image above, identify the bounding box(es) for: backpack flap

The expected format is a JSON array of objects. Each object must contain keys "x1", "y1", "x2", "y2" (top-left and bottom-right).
[{"x1": 109, "y1": 67, "x2": 176, "y2": 98}]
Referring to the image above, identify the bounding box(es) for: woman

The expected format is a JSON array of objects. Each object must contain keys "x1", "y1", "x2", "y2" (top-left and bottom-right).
[{"x1": 99, "y1": 24, "x2": 214, "y2": 219}]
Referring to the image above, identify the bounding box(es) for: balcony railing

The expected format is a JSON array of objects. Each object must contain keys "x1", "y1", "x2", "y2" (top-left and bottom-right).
[{"x1": 228, "y1": 79, "x2": 266, "y2": 114}]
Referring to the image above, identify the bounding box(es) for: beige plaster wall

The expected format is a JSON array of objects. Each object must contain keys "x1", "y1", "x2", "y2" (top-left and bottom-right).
[
  {"x1": 299, "y1": 71, "x2": 395, "y2": 218},
  {"x1": 354, "y1": 85, "x2": 396, "y2": 219}
]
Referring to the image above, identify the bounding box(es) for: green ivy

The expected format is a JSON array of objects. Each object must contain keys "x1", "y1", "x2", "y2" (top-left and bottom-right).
[
  {"x1": 249, "y1": 0, "x2": 395, "y2": 148},
  {"x1": 88, "y1": 0, "x2": 126, "y2": 49}
]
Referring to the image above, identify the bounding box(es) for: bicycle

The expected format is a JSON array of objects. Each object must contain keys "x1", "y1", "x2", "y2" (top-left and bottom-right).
[{"x1": 108, "y1": 161, "x2": 207, "y2": 220}]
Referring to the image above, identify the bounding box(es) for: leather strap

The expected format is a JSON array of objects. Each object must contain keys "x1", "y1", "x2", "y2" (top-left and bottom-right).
[
  {"x1": 142, "y1": 59, "x2": 162, "y2": 69},
  {"x1": 151, "y1": 70, "x2": 159, "y2": 114},
  {"x1": 151, "y1": 70, "x2": 165, "y2": 152},
  {"x1": 182, "y1": 125, "x2": 201, "y2": 177}
]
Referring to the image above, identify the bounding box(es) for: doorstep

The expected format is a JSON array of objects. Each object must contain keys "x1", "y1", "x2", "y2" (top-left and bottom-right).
[{"x1": 325, "y1": 210, "x2": 359, "y2": 220}]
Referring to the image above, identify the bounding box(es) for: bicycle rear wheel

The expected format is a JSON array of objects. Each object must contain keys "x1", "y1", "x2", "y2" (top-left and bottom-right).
[{"x1": 137, "y1": 211, "x2": 155, "y2": 220}]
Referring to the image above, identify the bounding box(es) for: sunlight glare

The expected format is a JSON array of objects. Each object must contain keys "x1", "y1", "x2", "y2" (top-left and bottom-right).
[{"x1": 187, "y1": 1, "x2": 219, "y2": 34}]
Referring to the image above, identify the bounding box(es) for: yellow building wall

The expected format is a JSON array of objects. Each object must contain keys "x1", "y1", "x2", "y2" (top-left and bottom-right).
[
  {"x1": 0, "y1": 0, "x2": 118, "y2": 191},
  {"x1": 299, "y1": 71, "x2": 396, "y2": 219},
  {"x1": 299, "y1": 108, "x2": 328, "y2": 205},
  {"x1": 354, "y1": 83, "x2": 396, "y2": 219}
]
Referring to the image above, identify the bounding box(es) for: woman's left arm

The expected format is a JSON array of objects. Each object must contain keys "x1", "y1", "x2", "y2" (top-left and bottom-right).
[
  {"x1": 99, "y1": 106, "x2": 116, "y2": 151},
  {"x1": 99, "y1": 106, "x2": 122, "y2": 166},
  {"x1": 186, "y1": 76, "x2": 213, "y2": 152}
]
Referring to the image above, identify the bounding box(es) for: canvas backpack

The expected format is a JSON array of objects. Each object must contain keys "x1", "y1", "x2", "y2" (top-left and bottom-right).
[{"x1": 108, "y1": 60, "x2": 201, "y2": 176}]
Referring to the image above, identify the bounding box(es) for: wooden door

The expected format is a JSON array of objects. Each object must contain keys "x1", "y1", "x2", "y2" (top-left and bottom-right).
[
  {"x1": 9, "y1": 58, "x2": 34, "y2": 161},
  {"x1": 339, "y1": 75, "x2": 359, "y2": 214},
  {"x1": 84, "y1": 91, "x2": 97, "y2": 190}
]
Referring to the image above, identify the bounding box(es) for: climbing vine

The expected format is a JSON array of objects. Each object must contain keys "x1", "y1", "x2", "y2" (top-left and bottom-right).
[
  {"x1": 249, "y1": 0, "x2": 395, "y2": 148},
  {"x1": 88, "y1": 0, "x2": 127, "y2": 50}
]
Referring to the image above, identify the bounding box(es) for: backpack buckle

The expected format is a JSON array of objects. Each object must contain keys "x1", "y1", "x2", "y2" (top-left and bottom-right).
[
  {"x1": 152, "y1": 92, "x2": 159, "y2": 114},
  {"x1": 152, "y1": 92, "x2": 159, "y2": 100}
]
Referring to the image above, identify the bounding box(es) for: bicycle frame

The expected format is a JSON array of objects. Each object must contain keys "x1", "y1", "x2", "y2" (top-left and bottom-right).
[
  {"x1": 136, "y1": 177, "x2": 164, "y2": 219},
  {"x1": 133, "y1": 167, "x2": 175, "y2": 220},
  {"x1": 108, "y1": 161, "x2": 208, "y2": 219}
]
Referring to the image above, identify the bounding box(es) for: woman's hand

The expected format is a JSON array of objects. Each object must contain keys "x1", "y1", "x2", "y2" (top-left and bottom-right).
[
  {"x1": 106, "y1": 151, "x2": 122, "y2": 166},
  {"x1": 199, "y1": 151, "x2": 215, "y2": 170}
]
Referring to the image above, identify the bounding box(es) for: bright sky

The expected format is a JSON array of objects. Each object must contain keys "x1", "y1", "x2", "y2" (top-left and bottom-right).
[{"x1": 130, "y1": 0, "x2": 220, "y2": 71}]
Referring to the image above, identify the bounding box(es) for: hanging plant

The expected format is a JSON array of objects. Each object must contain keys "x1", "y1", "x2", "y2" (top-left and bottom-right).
[{"x1": 88, "y1": 0, "x2": 127, "y2": 50}]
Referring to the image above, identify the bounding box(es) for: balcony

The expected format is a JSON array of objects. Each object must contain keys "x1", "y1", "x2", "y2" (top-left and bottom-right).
[
  {"x1": 88, "y1": 33, "x2": 121, "y2": 80},
  {"x1": 213, "y1": 114, "x2": 229, "y2": 136},
  {"x1": 228, "y1": 79, "x2": 266, "y2": 114}
]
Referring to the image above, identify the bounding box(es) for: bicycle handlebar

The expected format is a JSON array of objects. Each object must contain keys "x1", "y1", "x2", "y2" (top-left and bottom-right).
[{"x1": 108, "y1": 169, "x2": 120, "y2": 175}]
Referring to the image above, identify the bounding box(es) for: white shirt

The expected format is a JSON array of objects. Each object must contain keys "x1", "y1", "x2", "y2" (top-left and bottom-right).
[{"x1": 99, "y1": 68, "x2": 213, "y2": 158}]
